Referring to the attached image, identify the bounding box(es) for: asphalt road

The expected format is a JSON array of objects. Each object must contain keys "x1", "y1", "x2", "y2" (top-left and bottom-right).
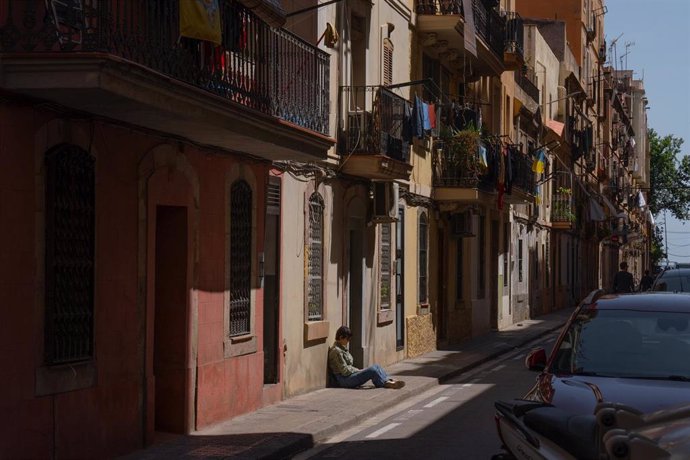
[{"x1": 294, "y1": 332, "x2": 559, "y2": 460}]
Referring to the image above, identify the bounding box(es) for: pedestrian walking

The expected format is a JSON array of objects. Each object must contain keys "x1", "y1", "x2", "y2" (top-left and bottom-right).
[
  {"x1": 613, "y1": 261, "x2": 634, "y2": 293},
  {"x1": 639, "y1": 270, "x2": 654, "y2": 291}
]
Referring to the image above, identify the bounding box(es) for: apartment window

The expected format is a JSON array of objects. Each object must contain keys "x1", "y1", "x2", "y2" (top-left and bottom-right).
[
  {"x1": 45, "y1": 144, "x2": 95, "y2": 364},
  {"x1": 518, "y1": 239, "x2": 524, "y2": 283},
  {"x1": 383, "y1": 38, "x2": 393, "y2": 86},
  {"x1": 545, "y1": 240, "x2": 550, "y2": 288},
  {"x1": 503, "y1": 222, "x2": 509, "y2": 287},
  {"x1": 380, "y1": 223, "x2": 392, "y2": 309},
  {"x1": 478, "y1": 215, "x2": 485, "y2": 298},
  {"x1": 455, "y1": 240, "x2": 463, "y2": 301},
  {"x1": 418, "y1": 212, "x2": 428, "y2": 303},
  {"x1": 230, "y1": 180, "x2": 252, "y2": 336},
  {"x1": 307, "y1": 192, "x2": 325, "y2": 320}
]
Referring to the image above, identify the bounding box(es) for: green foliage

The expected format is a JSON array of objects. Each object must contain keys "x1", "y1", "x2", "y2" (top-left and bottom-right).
[
  {"x1": 649, "y1": 129, "x2": 690, "y2": 220},
  {"x1": 650, "y1": 226, "x2": 665, "y2": 265}
]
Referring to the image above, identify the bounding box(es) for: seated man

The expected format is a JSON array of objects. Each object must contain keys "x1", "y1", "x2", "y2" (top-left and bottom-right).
[{"x1": 328, "y1": 326, "x2": 405, "y2": 389}]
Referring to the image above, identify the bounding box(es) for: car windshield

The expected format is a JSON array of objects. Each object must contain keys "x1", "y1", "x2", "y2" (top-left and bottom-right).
[
  {"x1": 653, "y1": 274, "x2": 690, "y2": 293},
  {"x1": 551, "y1": 309, "x2": 690, "y2": 379}
]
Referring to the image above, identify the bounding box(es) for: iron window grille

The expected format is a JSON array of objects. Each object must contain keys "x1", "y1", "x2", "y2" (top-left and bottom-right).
[
  {"x1": 477, "y1": 215, "x2": 485, "y2": 298},
  {"x1": 230, "y1": 180, "x2": 252, "y2": 336},
  {"x1": 518, "y1": 239, "x2": 524, "y2": 283},
  {"x1": 418, "y1": 213, "x2": 428, "y2": 303},
  {"x1": 44, "y1": 144, "x2": 95, "y2": 365},
  {"x1": 380, "y1": 223, "x2": 392, "y2": 309},
  {"x1": 307, "y1": 193, "x2": 324, "y2": 321},
  {"x1": 456, "y1": 240, "x2": 463, "y2": 301}
]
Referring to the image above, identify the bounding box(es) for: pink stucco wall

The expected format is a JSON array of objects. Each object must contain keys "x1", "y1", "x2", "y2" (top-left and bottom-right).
[{"x1": 0, "y1": 104, "x2": 281, "y2": 458}]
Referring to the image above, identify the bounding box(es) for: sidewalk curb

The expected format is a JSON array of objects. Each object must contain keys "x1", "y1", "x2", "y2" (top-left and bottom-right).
[
  {"x1": 273, "y1": 319, "x2": 569, "y2": 459},
  {"x1": 437, "y1": 319, "x2": 568, "y2": 384}
]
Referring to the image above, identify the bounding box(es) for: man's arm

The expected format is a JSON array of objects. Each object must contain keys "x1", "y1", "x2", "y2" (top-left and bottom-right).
[{"x1": 328, "y1": 347, "x2": 358, "y2": 377}]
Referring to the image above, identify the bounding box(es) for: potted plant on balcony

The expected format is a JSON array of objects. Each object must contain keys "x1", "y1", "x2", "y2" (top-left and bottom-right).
[
  {"x1": 447, "y1": 128, "x2": 482, "y2": 171},
  {"x1": 551, "y1": 187, "x2": 576, "y2": 223}
]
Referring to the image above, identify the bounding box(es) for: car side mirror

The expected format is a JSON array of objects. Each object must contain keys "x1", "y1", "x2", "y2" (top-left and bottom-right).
[{"x1": 525, "y1": 348, "x2": 547, "y2": 372}]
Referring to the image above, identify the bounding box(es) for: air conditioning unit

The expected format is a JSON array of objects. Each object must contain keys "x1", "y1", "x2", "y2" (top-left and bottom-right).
[
  {"x1": 450, "y1": 210, "x2": 477, "y2": 237},
  {"x1": 371, "y1": 181, "x2": 398, "y2": 223}
]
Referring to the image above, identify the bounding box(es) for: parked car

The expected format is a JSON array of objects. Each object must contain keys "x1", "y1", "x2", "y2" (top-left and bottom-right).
[
  {"x1": 493, "y1": 290, "x2": 690, "y2": 459},
  {"x1": 652, "y1": 267, "x2": 690, "y2": 292},
  {"x1": 523, "y1": 290, "x2": 690, "y2": 414}
]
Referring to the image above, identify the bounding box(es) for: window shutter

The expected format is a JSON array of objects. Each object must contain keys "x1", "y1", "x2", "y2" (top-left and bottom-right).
[{"x1": 383, "y1": 38, "x2": 393, "y2": 86}]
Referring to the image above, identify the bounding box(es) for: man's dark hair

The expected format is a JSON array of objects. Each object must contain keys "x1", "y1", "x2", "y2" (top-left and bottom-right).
[
  {"x1": 335, "y1": 326, "x2": 353, "y2": 340},
  {"x1": 620, "y1": 262, "x2": 628, "y2": 270}
]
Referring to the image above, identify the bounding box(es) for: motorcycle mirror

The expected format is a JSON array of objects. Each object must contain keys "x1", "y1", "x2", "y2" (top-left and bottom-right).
[{"x1": 525, "y1": 348, "x2": 547, "y2": 371}]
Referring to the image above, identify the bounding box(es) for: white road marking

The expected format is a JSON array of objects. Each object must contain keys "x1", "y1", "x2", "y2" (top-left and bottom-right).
[
  {"x1": 491, "y1": 364, "x2": 506, "y2": 372},
  {"x1": 365, "y1": 423, "x2": 401, "y2": 439},
  {"x1": 461, "y1": 383, "x2": 473, "y2": 388},
  {"x1": 395, "y1": 409, "x2": 423, "y2": 422},
  {"x1": 423, "y1": 396, "x2": 449, "y2": 408}
]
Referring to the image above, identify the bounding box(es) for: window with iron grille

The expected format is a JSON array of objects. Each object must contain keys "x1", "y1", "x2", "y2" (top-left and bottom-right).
[
  {"x1": 418, "y1": 213, "x2": 428, "y2": 303},
  {"x1": 230, "y1": 180, "x2": 252, "y2": 336},
  {"x1": 518, "y1": 239, "x2": 524, "y2": 283},
  {"x1": 503, "y1": 222, "x2": 509, "y2": 287},
  {"x1": 380, "y1": 223, "x2": 392, "y2": 309},
  {"x1": 455, "y1": 240, "x2": 463, "y2": 301},
  {"x1": 44, "y1": 144, "x2": 95, "y2": 365},
  {"x1": 383, "y1": 38, "x2": 393, "y2": 86},
  {"x1": 478, "y1": 215, "x2": 485, "y2": 298},
  {"x1": 545, "y1": 240, "x2": 550, "y2": 287},
  {"x1": 307, "y1": 193, "x2": 324, "y2": 321}
]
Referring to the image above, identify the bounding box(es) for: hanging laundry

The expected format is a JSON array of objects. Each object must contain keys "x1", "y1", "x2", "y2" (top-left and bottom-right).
[
  {"x1": 429, "y1": 104, "x2": 437, "y2": 130},
  {"x1": 180, "y1": 0, "x2": 222, "y2": 44},
  {"x1": 535, "y1": 184, "x2": 542, "y2": 205},
  {"x1": 478, "y1": 144, "x2": 488, "y2": 171},
  {"x1": 422, "y1": 102, "x2": 432, "y2": 131},
  {"x1": 402, "y1": 102, "x2": 413, "y2": 143},
  {"x1": 505, "y1": 145, "x2": 514, "y2": 194},
  {"x1": 412, "y1": 96, "x2": 424, "y2": 139},
  {"x1": 431, "y1": 105, "x2": 442, "y2": 137},
  {"x1": 532, "y1": 149, "x2": 546, "y2": 174}
]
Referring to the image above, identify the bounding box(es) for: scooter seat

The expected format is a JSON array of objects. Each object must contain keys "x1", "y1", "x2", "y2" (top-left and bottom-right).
[{"x1": 524, "y1": 407, "x2": 599, "y2": 460}]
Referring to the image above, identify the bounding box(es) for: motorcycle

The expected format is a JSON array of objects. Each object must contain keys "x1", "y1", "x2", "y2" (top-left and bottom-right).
[{"x1": 492, "y1": 399, "x2": 690, "y2": 459}]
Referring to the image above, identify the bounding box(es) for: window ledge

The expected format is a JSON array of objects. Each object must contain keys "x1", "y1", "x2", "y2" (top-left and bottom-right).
[
  {"x1": 304, "y1": 320, "x2": 330, "y2": 342},
  {"x1": 224, "y1": 334, "x2": 257, "y2": 358},
  {"x1": 377, "y1": 309, "x2": 394, "y2": 325},
  {"x1": 417, "y1": 303, "x2": 430, "y2": 315},
  {"x1": 35, "y1": 361, "x2": 97, "y2": 396}
]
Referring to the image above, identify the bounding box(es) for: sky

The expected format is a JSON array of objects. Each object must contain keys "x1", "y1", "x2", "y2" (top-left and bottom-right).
[{"x1": 604, "y1": 0, "x2": 690, "y2": 263}]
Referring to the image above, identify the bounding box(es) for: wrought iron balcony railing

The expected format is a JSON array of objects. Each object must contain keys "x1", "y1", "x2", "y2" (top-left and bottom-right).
[
  {"x1": 514, "y1": 66, "x2": 540, "y2": 103},
  {"x1": 471, "y1": 0, "x2": 506, "y2": 58},
  {"x1": 504, "y1": 12, "x2": 524, "y2": 57},
  {"x1": 433, "y1": 135, "x2": 497, "y2": 193},
  {"x1": 415, "y1": 0, "x2": 506, "y2": 60},
  {"x1": 339, "y1": 86, "x2": 411, "y2": 163},
  {"x1": 511, "y1": 151, "x2": 535, "y2": 195},
  {"x1": 0, "y1": 0, "x2": 329, "y2": 135}
]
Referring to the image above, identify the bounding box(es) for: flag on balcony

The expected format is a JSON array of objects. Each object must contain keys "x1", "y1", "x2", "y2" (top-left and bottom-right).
[
  {"x1": 532, "y1": 149, "x2": 546, "y2": 174},
  {"x1": 180, "y1": 0, "x2": 222, "y2": 44}
]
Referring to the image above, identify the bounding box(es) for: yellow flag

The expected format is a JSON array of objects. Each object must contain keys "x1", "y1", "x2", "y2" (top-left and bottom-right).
[{"x1": 180, "y1": 0, "x2": 222, "y2": 45}]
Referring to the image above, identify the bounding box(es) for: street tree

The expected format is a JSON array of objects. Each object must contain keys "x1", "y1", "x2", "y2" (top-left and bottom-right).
[{"x1": 648, "y1": 129, "x2": 690, "y2": 262}]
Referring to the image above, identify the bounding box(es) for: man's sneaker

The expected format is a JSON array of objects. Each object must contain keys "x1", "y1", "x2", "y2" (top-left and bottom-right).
[{"x1": 383, "y1": 379, "x2": 405, "y2": 389}]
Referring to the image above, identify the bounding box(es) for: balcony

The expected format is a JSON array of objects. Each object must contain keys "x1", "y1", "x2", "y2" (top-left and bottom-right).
[
  {"x1": 338, "y1": 87, "x2": 412, "y2": 180},
  {"x1": 504, "y1": 150, "x2": 535, "y2": 204},
  {"x1": 416, "y1": 0, "x2": 506, "y2": 77},
  {"x1": 551, "y1": 189, "x2": 576, "y2": 230},
  {"x1": 514, "y1": 67, "x2": 540, "y2": 104},
  {"x1": 503, "y1": 12, "x2": 524, "y2": 70},
  {"x1": 433, "y1": 133, "x2": 492, "y2": 202},
  {"x1": 0, "y1": 0, "x2": 332, "y2": 161}
]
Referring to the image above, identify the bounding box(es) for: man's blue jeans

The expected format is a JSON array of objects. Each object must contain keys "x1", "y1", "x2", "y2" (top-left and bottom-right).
[{"x1": 335, "y1": 364, "x2": 390, "y2": 388}]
